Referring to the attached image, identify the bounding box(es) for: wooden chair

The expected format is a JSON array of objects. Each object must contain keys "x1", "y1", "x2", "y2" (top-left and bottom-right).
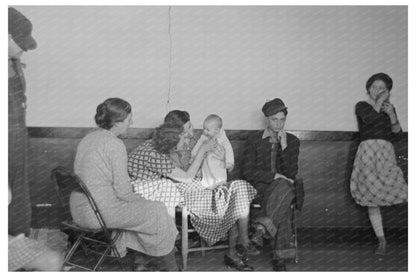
[
  {"x1": 177, "y1": 206, "x2": 228, "y2": 271},
  {"x1": 51, "y1": 166, "x2": 126, "y2": 271}
]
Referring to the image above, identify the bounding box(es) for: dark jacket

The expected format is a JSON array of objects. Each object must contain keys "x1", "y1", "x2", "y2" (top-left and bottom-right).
[{"x1": 242, "y1": 130, "x2": 300, "y2": 186}]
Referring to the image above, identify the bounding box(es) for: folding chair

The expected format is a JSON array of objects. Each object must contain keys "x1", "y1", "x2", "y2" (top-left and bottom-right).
[
  {"x1": 51, "y1": 166, "x2": 126, "y2": 271},
  {"x1": 177, "y1": 206, "x2": 228, "y2": 271},
  {"x1": 290, "y1": 202, "x2": 299, "y2": 263}
]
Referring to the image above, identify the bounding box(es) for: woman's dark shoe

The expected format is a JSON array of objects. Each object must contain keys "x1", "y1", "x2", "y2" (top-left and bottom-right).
[
  {"x1": 224, "y1": 254, "x2": 254, "y2": 271},
  {"x1": 272, "y1": 259, "x2": 287, "y2": 271},
  {"x1": 236, "y1": 243, "x2": 261, "y2": 257},
  {"x1": 134, "y1": 260, "x2": 159, "y2": 271},
  {"x1": 250, "y1": 229, "x2": 264, "y2": 250}
]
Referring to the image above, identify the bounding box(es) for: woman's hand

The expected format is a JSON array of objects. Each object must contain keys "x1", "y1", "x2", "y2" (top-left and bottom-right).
[
  {"x1": 200, "y1": 138, "x2": 217, "y2": 154},
  {"x1": 376, "y1": 91, "x2": 390, "y2": 105},
  {"x1": 381, "y1": 101, "x2": 395, "y2": 116}
]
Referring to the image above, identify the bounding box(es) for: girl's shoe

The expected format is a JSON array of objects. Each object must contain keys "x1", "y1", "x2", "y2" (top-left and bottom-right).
[
  {"x1": 224, "y1": 254, "x2": 254, "y2": 271},
  {"x1": 272, "y1": 259, "x2": 287, "y2": 271},
  {"x1": 375, "y1": 241, "x2": 386, "y2": 255}
]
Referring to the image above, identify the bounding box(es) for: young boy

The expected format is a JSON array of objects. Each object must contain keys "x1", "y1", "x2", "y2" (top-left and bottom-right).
[{"x1": 191, "y1": 114, "x2": 234, "y2": 189}]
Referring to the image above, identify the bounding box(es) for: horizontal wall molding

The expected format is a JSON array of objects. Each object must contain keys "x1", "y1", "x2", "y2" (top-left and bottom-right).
[{"x1": 28, "y1": 127, "x2": 408, "y2": 142}]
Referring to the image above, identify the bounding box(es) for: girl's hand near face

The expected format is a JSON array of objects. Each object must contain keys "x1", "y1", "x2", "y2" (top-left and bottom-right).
[
  {"x1": 381, "y1": 101, "x2": 395, "y2": 116},
  {"x1": 376, "y1": 91, "x2": 390, "y2": 105}
]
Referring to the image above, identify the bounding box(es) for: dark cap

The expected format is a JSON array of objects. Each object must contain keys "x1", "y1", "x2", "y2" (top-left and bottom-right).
[
  {"x1": 262, "y1": 98, "x2": 288, "y2": 116},
  {"x1": 9, "y1": 7, "x2": 37, "y2": 51},
  {"x1": 365, "y1": 72, "x2": 393, "y2": 92}
]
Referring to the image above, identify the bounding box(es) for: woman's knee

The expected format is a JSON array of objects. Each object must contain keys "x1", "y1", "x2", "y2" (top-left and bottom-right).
[
  {"x1": 47, "y1": 250, "x2": 64, "y2": 271},
  {"x1": 26, "y1": 249, "x2": 64, "y2": 271}
]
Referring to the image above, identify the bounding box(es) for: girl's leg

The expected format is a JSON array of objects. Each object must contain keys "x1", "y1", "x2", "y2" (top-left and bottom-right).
[
  {"x1": 237, "y1": 216, "x2": 250, "y2": 247},
  {"x1": 227, "y1": 223, "x2": 239, "y2": 259},
  {"x1": 368, "y1": 206, "x2": 386, "y2": 254}
]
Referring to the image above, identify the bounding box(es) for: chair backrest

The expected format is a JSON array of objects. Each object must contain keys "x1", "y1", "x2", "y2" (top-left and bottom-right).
[{"x1": 51, "y1": 166, "x2": 111, "y2": 235}]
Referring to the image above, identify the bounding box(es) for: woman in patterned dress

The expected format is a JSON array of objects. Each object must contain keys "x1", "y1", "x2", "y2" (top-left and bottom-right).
[
  {"x1": 350, "y1": 73, "x2": 407, "y2": 255},
  {"x1": 128, "y1": 113, "x2": 257, "y2": 271},
  {"x1": 70, "y1": 98, "x2": 178, "y2": 270},
  {"x1": 129, "y1": 111, "x2": 196, "y2": 219}
]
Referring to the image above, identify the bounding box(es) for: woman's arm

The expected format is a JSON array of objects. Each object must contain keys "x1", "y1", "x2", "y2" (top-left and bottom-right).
[
  {"x1": 381, "y1": 101, "x2": 402, "y2": 133},
  {"x1": 167, "y1": 139, "x2": 215, "y2": 183},
  {"x1": 109, "y1": 140, "x2": 144, "y2": 202},
  {"x1": 190, "y1": 135, "x2": 206, "y2": 158}
]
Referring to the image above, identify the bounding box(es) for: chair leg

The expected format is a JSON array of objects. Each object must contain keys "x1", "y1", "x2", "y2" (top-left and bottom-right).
[
  {"x1": 64, "y1": 236, "x2": 83, "y2": 263},
  {"x1": 93, "y1": 247, "x2": 111, "y2": 271},
  {"x1": 93, "y1": 239, "x2": 126, "y2": 271},
  {"x1": 291, "y1": 206, "x2": 299, "y2": 264},
  {"x1": 181, "y1": 207, "x2": 189, "y2": 271},
  {"x1": 200, "y1": 239, "x2": 206, "y2": 257},
  {"x1": 111, "y1": 231, "x2": 126, "y2": 271}
]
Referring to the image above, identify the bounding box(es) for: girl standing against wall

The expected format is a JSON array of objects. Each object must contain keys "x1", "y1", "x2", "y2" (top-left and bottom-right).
[{"x1": 350, "y1": 73, "x2": 407, "y2": 255}]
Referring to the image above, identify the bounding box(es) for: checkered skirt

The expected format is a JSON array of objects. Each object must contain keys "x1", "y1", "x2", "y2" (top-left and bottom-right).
[
  {"x1": 176, "y1": 178, "x2": 256, "y2": 246},
  {"x1": 350, "y1": 139, "x2": 407, "y2": 207},
  {"x1": 132, "y1": 178, "x2": 183, "y2": 212}
]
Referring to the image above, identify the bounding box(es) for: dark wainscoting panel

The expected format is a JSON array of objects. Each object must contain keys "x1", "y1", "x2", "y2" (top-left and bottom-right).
[{"x1": 28, "y1": 127, "x2": 407, "y2": 229}]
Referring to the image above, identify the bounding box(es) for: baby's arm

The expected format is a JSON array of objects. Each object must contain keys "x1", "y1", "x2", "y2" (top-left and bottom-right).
[{"x1": 222, "y1": 133, "x2": 235, "y2": 171}]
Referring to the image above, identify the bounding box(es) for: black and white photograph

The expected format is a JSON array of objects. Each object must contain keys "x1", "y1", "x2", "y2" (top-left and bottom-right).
[{"x1": 6, "y1": 1, "x2": 411, "y2": 272}]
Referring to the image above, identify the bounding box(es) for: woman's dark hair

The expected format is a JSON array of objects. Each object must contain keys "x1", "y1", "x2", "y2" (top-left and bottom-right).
[
  {"x1": 366, "y1": 73, "x2": 393, "y2": 92},
  {"x1": 152, "y1": 122, "x2": 184, "y2": 154},
  {"x1": 164, "y1": 110, "x2": 190, "y2": 126},
  {"x1": 94, "y1": 98, "x2": 131, "y2": 130}
]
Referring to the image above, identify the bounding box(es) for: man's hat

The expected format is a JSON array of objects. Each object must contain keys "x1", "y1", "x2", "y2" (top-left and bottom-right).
[
  {"x1": 9, "y1": 7, "x2": 37, "y2": 51},
  {"x1": 262, "y1": 98, "x2": 288, "y2": 116}
]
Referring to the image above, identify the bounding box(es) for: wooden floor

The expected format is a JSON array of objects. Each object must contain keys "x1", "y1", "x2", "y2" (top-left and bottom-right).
[{"x1": 66, "y1": 227, "x2": 408, "y2": 271}]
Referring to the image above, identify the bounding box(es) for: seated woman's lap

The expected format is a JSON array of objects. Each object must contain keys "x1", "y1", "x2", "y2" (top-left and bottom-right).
[
  {"x1": 176, "y1": 179, "x2": 255, "y2": 217},
  {"x1": 175, "y1": 179, "x2": 256, "y2": 245},
  {"x1": 132, "y1": 178, "x2": 183, "y2": 216}
]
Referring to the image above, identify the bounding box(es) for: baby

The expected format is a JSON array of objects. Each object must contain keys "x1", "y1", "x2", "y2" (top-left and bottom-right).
[{"x1": 191, "y1": 114, "x2": 234, "y2": 189}]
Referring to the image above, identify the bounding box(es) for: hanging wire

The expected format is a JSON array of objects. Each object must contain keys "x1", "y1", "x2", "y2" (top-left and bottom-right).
[{"x1": 166, "y1": 6, "x2": 172, "y2": 112}]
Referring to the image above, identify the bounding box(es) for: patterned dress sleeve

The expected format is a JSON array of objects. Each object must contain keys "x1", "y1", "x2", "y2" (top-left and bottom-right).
[
  {"x1": 127, "y1": 146, "x2": 143, "y2": 181},
  {"x1": 148, "y1": 148, "x2": 174, "y2": 177}
]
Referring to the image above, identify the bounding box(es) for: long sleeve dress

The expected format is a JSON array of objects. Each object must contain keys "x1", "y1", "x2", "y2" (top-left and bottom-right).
[
  {"x1": 350, "y1": 101, "x2": 407, "y2": 207},
  {"x1": 70, "y1": 129, "x2": 177, "y2": 257}
]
